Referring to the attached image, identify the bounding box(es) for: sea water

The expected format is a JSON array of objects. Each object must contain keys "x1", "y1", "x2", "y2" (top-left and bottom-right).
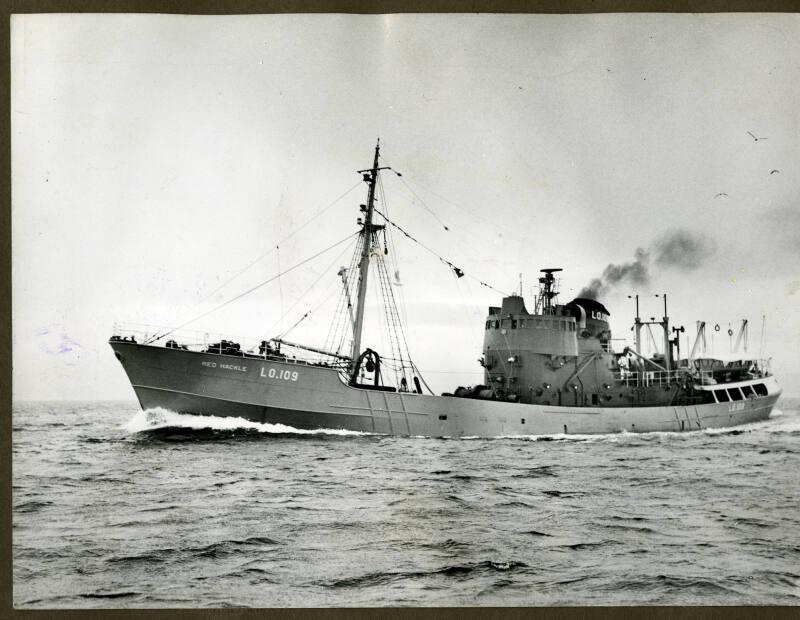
[{"x1": 12, "y1": 397, "x2": 800, "y2": 607}]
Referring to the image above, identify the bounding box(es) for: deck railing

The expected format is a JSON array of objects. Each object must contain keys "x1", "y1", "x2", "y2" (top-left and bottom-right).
[
  {"x1": 613, "y1": 369, "x2": 688, "y2": 387},
  {"x1": 613, "y1": 358, "x2": 772, "y2": 387},
  {"x1": 109, "y1": 322, "x2": 348, "y2": 367}
]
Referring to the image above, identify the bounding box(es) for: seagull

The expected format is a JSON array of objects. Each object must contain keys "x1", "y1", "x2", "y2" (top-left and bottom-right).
[
  {"x1": 747, "y1": 131, "x2": 768, "y2": 142},
  {"x1": 714, "y1": 193, "x2": 728, "y2": 199},
  {"x1": 770, "y1": 169, "x2": 780, "y2": 174}
]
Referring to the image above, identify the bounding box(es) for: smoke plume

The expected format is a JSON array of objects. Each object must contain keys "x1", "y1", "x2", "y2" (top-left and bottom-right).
[
  {"x1": 578, "y1": 229, "x2": 717, "y2": 299},
  {"x1": 653, "y1": 229, "x2": 717, "y2": 270}
]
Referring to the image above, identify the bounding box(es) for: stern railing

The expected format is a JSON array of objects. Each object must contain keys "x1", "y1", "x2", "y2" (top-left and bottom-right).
[{"x1": 614, "y1": 358, "x2": 772, "y2": 387}]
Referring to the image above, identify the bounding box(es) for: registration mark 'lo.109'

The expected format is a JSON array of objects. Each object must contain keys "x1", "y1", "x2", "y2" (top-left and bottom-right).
[{"x1": 261, "y1": 367, "x2": 299, "y2": 381}]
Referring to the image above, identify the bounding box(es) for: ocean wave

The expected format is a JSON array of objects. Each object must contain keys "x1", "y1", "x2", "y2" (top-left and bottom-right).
[
  {"x1": 418, "y1": 538, "x2": 472, "y2": 551},
  {"x1": 324, "y1": 560, "x2": 528, "y2": 588},
  {"x1": 124, "y1": 407, "x2": 374, "y2": 437},
  {"x1": 190, "y1": 536, "x2": 282, "y2": 558},
  {"x1": 13, "y1": 500, "x2": 54, "y2": 513},
  {"x1": 80, "y1": 591, "x2": 142, "y2": 599},
  {"x1": 106, "y1": 551, "x2": 170, "y2": 565},
  {"x1": 541, "y1": 490, "x2": 587, "y2": 498},
  {"x1": 610, "y1": 574, "x2": 742, "y2": 597},
  {"x1": 511, "y1": 465, "x2": 557, "y2": 478},
  {"x1": 561, "y1": 540, "x2": 619, "y2": 551},
  {"x1": 598, "y1": 522, "x2": 657, "y2": 534}
]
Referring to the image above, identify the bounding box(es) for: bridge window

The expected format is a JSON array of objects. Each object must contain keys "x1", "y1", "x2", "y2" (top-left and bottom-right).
[
  {"x1": 511, "y1": 319, "x2": 517, "y2": 329},
  {"x1": 438, "y1": 415, "x2": 447, "y2": 420},
  {"x1": 727, "y1": 388, "x2": 744, "y2": 401},
  {"x1": 753, "y1": 383, "x2": 768, "y2": 397},
  {"x1": 591, "y1": 394, "x2": 599, "y2": 405},
  {"x1": 740, "y1": 385, "x2": 755, "y2": 398},
  {"x1": 715, "y1": 389, "x2": 730, "y2": 402}
]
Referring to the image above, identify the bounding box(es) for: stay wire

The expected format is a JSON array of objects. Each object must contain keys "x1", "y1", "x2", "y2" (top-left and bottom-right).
[
  {"x1": 325, "y1": 233, "x2": 361, "y2": 356},
  {"x1": 268, "y1": 234, "x2": 358, "y2": 340},
  {"x1": 189, "y1": 180, "x2": 363, "y2": 309},
  {"x1": 327, "y1": 233, "x2": 364, "y2": 356},
  {"x1": 381, "y1": 168, "x2": 484, "y2": 330},
  {"x1": 277, "y1": 260, "x2": 355, "y2": 345},
  {"x1": 373, "y1": 207, "x2": 508, "y2": 296},
  {"x1": 145, "y1": 232, "x2": 360, "y2": 344},
  {"x1": 393, "y1": 172, "x2": 451, "y2": 232},
  {"x1": 377, "y1": 175, "x2": 410, "y2": 329},
  {"x1": 376, "y1": 176, "x2": 411, "y2": 358},
  {"x1": 374, "y1": 252, "x2": 408, "y2": 386}
]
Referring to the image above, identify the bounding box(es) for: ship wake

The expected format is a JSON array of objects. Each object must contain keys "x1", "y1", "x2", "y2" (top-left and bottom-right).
[{"x1": 123, "y1": 407, "x2": 374, "y2": 438}]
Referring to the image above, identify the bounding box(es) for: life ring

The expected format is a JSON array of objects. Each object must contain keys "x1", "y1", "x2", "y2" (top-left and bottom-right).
[{"x1": 714, "y1": 324, "x2": 721, "y2": 332}]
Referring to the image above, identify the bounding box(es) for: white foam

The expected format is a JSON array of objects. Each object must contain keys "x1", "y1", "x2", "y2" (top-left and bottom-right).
[
  {"x1": 123, "y1": 407, "x2": 372, "y2": 436},
  {"x1": 123, "y1": 406, "x2": 800, "y2": 440}
]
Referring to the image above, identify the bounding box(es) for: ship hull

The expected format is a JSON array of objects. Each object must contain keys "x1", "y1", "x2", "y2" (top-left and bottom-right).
[{"x1": 111, "y1": 341, "x2": 782, "y2": 437}]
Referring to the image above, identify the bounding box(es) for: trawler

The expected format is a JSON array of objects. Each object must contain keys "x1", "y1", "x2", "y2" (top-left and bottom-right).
[{"x1": 110, "y1": 142, "x2": 781, "y2": 436}]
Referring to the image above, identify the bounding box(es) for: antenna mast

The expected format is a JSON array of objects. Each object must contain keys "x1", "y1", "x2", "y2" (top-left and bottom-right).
[{"x1": 538, "y1": 268, "x2": 562, "y2": 315}]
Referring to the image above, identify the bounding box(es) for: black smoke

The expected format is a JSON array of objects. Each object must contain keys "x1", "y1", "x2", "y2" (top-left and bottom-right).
[
  {"x1": 653, "y1": 229, "x2": 717, "y2": 270},
  {"x1": 578, "y1": 229, "x2": 717, "y2": 299}
]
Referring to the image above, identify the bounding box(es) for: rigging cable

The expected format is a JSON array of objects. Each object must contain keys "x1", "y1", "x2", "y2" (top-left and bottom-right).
[
  {"x1": 390, "y1": 169, "x2": 451, "y2": 232},
  {"x1": 388, "y1": 165, "x2": 529, "y2": 248},
  {"x1": 186, "y1": 180, "x2": 363, "y2": 310},
  {"x1": 411, "y1": 362, "x2": 435, "y2": 395},
  {"x1": 374, "y1": 247, "x2": 410, "y2": 386},
  {"x1": 375, "y1": 177, "x2": 432, "y2": 390},
  {"x1": 284, "y1": 281, "x2": 351, "y2": 344},
  {"x1": 145, "y1": 232, "x2": 360, "y2": 344},
  {"x1": 277, "y1": 245, "x2": 283, "y2": 334},
  {"x1": 267, "y1": 234, "x2": 358, "y2": 340},
  {"x1": 381, "y1": 169, "x2": 487, "y2": 337},
  {"x1": 376, "y1": 176, "x2": 411, "y2": 372},
  {"x1": 325, "y1": 232, "x2": 365, "y2": 356},
  {"x1": 373, "y1": 207, "x2": 508, "y2": 296},
  {"x1": 377, "y1": 174, "x2": 410, "y2": 331},
  {"x1": 276, "y1": 268, "x2": 355, "y2": 344}
]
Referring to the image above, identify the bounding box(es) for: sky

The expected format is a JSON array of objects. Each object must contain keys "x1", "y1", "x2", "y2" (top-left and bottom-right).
[{"x1": 11, "y1": 13, "x2": 800, "y2": 400}]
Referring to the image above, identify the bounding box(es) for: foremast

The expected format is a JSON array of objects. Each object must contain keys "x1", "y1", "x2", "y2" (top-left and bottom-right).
[{"x1": 349, "y1": 140, "x2": 387, "y2": 382}]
